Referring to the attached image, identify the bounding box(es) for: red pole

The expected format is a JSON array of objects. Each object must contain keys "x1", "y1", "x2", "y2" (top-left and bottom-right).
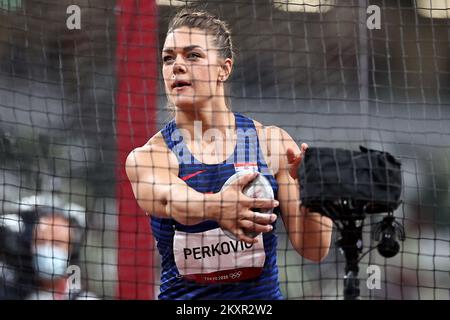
[{"x1": 115, "y1": 0, "x2": 158, "y2": 299}]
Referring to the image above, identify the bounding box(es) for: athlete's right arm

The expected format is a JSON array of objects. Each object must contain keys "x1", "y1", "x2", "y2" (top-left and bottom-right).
[{"x1": 125, "y1": 142, "x2": 278, "y2": 243}]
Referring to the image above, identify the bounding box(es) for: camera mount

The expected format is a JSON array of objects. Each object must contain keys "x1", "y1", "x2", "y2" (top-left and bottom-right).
[{"x1": 299, "y1": 146, "x2": 404, "y2": 300}]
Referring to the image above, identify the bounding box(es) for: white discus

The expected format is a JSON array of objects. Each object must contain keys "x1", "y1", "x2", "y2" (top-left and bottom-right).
[{"x1": 220, "y1": 170, "x2": 274, "y2": 239}]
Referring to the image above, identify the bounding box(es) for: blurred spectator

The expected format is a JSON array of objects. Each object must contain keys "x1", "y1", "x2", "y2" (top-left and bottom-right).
[
  {"x1": 1, "y1": 194, "x2": 97, "y2": 300},
  {"x1": 0, "y1": 213, "x2": 31, "y2": 299}
]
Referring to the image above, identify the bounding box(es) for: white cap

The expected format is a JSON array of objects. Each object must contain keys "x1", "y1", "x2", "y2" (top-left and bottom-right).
[
  {"x1": 0, "y1": 214, "x2": 24, "y2": 234},
  {"x1": 3, "y1": 193, "x2": 86, "y2": 229}
]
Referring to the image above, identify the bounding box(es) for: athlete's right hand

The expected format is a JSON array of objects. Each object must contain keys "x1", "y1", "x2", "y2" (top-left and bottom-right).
[{"x1": 213, "y1": 172, "x2": 278, "y2": 244}]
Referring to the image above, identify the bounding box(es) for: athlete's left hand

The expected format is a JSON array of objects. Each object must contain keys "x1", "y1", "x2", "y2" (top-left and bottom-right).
[{"x1": 286, "y1": 143, "x2": 308, "y2": 180}]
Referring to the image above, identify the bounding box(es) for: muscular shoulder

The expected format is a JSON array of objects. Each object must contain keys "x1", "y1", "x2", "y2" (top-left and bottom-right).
[
  {"x1": 252, "y1": 120, "x2": 299, "y2": 153},
  {"x1": 125, "y1": 131, "x2": 179, "y2": 177},
  {"x1": 252, "y1": 119, "x2": 300, "y2": 175}
]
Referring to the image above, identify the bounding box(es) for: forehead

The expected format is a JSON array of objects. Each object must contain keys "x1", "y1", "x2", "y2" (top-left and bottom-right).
[
  {"x1": 163, "y1": 27, "x2": 214, "y2": 50},
  {"x1": 35, "y1": 215, "x2": 70, "y2": 240}
]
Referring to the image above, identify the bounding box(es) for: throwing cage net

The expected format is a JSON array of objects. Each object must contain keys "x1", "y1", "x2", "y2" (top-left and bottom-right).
[{"x1": 0, "y1": 0, "x2": 449, "y2": 299}]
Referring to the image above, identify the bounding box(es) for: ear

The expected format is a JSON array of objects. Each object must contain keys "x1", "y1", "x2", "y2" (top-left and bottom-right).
[{"x1": 218, "y1": 58, "x2": 233, "y2": 82}]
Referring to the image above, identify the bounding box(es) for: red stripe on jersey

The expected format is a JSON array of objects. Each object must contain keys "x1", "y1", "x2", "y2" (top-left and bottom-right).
[{"x1": 181, "y1": 170, "x2": 207, "y2": 181}]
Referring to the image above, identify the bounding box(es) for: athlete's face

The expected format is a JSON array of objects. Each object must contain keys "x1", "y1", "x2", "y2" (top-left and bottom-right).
[{"x1": 162, "y1": 27, "x2": 224, "y2": 109}]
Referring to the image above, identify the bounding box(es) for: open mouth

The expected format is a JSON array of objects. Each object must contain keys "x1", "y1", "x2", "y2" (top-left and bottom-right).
[{"x1": 172, "y1": 80, "x2": 191, "y2": 89}]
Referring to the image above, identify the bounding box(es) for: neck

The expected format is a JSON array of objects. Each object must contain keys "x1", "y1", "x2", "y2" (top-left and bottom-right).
[{"x1": 175, "y1": 98, "x2": 234, "y2": 138}]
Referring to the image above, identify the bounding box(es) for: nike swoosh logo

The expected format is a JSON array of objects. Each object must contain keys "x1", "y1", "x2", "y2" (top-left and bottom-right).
[{"x1": 181, "y1": 170, "x2": 207, "y2": 181}]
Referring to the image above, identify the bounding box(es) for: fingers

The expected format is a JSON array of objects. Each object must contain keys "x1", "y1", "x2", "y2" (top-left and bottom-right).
[
  {"x1": 230, "y1": 172, "x2": 259, "y2": 189},
  {"x1": 236, "y1": 231, "x2": 259, "y2": 244},
  {"x1": 287, "y1": 143, "x2": 309, "y2": 180},
  {"x1": 287, "y1": 148, "x2": 302, "y2": 168},
  {"x1": 244, "y1": 197, "x2": 279, "y2": 209},
  {"x1": 239, "y1": 219, "x2": 273, "y2": 234},
  {"x1": 286, "y1": 148, "x2": 296, "y2": 164},
  {"x1": 242, "y1": 210, "x2": 277, "y2": 225},
  {"x1": 233, "y1": 212, "x2": 277, "y2": 244},
  {"x1": 221, "y1": 211, "x2": 278, "y2": 244},
  {"x1": 224, "y1": 226, "x2": 259, "y2": 244},
  {"x1": 287, "y1": 143, "x2": 309, "y2": 164},
  {"x1": 300, "y1": 143, "x2": 309, "y2": 155}
]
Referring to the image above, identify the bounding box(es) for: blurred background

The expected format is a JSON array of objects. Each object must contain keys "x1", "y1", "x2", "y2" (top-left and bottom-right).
[{"x1": 0, "y1": 0, "x2": 449, "y2": 299}]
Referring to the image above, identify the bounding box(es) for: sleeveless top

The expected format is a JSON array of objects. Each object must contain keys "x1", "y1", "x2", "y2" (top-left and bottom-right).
[{"x1": 151, "y1": 112, "x2": 283, "y2": 299}]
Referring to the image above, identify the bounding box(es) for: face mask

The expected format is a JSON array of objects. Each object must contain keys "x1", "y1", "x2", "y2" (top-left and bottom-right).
[{"x1": 33, "y1": 244, "x2": 69, "y2": 280}]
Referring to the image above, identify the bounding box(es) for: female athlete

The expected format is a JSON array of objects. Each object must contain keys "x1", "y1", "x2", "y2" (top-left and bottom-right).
[{"x1": 126, "y1": 9, "x2": 332, "y2": 299}]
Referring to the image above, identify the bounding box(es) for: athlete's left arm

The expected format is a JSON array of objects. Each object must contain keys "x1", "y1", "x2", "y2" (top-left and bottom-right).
[{"x1": 271, "y1": 127, "x2": 333, "y2": 262}]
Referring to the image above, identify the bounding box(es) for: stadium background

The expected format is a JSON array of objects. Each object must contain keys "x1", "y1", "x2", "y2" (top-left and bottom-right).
[{"x1": 0, "y1": 0, "x2": 449, "y2": 299}]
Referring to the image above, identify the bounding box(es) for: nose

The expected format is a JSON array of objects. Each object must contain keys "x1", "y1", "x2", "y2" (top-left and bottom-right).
[{"x1": 172, "y1": 55, "x2": 187, "y2": 75}]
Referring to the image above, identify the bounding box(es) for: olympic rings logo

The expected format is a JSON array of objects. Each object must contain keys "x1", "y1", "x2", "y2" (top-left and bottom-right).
[{"x1": 229, "y1": 271, "x2": 242, "y2": 279}]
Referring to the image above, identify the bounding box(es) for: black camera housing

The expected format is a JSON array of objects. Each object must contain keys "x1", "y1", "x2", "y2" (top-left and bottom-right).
[
  {"x1": 299, "y1": 146, "x2": 402, "y2": 217},
  {"x1": 298, "y1": 146, "x2": 404, "y2": 299}
]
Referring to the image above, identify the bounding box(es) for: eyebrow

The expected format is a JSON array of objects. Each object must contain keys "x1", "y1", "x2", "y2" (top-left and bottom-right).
[{"x1": 162, "y1": 45, "x2": 205, "y2": 53}]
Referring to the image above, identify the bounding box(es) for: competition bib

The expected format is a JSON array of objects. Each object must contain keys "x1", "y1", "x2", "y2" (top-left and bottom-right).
[{"x1": 173, "y1": 228, "x2": 266, "y2": 283}]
